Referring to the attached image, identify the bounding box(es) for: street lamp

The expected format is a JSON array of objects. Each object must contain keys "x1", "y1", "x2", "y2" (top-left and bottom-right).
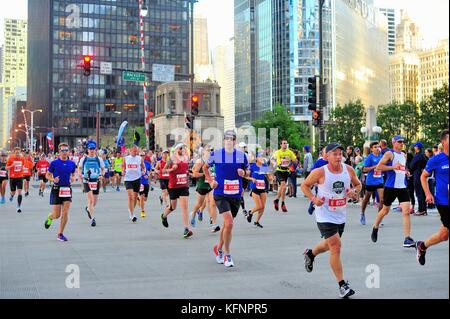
[
  {"x1": 22, "y1": 108, "x2": 43, "y2": 152},
  {"x1": 361, "y1": 126, "x2": 383, "y2": 147}
]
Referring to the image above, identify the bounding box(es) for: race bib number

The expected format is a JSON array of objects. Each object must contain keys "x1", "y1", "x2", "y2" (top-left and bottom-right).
[
  {"x1": 127, "y1": 164, "x2": 138, "y2": 169},
  {"x1": 327, "y1": 197, "x2": 347, "y2": 212},
  {"x1": 23, "y1": 167, "x2": 29, "y2": 174},
  {"x1": 281, "y1": 158, "x2": 290, "y2": 168},
  {"x1": 256, "y1": 180, "x2": 266, "y2": 190},
  {"x1": 13, "y1": 161, "x2": 22, "y2": 172},
  {"x1": 88, "y1": 182, "x2": 98, "y2": 191},
  {"x1": 373, "y1": 169, "x2": 382, "y2": 177},
  {"x1": 224, "y1": 179, "x2": 240, "y2": 195},
  {"x1": 162, "y1": 172, "x2": 170, "y2": 178},
  {"x1": 0, "y1": 170, "x2": 6, "y2": 177},
  {"x1": 140, "y1": 184, "x2": 145, "y2": 192},
  {"x1": 59, "y1": 187, "x2": 71, "y2": 198},
  {"x1": 176, "y1": 174, "x2": 188, "y2": 185},
  {"x1": 40, "y1": 167, "x2": 47, "y2": 174}
]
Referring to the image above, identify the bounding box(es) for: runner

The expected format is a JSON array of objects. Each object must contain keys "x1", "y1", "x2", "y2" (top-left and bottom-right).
[
  {"x1": 160, "y1": 143, "x2": 193, "y2": 238},
  {"x1": 301, "y1": 142, "x2": 361, "y2": 298},
  {"x1": 203, "y1": 130, "x2": 249, "y2": 267},
  {"x1": 415, "y1": 129, "x2": 449, "y2": 265},
  {"x1": 101, "y1": 151, "x2": 111, "y2": 192},
  {"x1": 246, "y1": 151, "x2": 270, "y2": 228},
  {"x1": 189, "y1": 146, "x2": 220, "y2": 232},
  {"x1": 0, "y1": 151, "x2": 8, "y2": 204},
  {"x1": 360, "y1": 142, "x2": 384, "y2": 225},
  {"x1": 36, "y1": 153, "x2": 50, "y2": 197},
  {"x1": 138, "y1": 151, "x2": 152, "y2": 218},
  {"x1": 371, "y1": 135, "x2": 415, "y2": 248},
  {"x1": 5, "y1": 147, "x2": 25, "y2": 213},
  {"x1": 271, "y1": 138, "x2": 297, "y2": 212},
  {"x1": 22, "y1": 152, "x2": 34, "y2": 197},
  {"x1": 112, "y1": 150, "x2": 123, "y2": 191},
  {"x1": 122, "y1": 144, "x2": 146, "y2": 223},
  {"x1": 155, "y1": 150, "x2": 170, "y2": 207},
  {"x1": 78, "y1": 141, "x2": 105, "y2": 227},
  {"x1": 44, "y1": 143, "x2": 77, "y2": 241}
]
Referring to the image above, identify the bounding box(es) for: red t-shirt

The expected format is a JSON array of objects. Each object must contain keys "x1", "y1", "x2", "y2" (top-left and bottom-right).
[
  {"x1": 22, "y1": 160, "x2": 34, "y2": 177},
  {"x1": 159, "y1": 160, "x2": 170, "y2": 180},
  {"x1": 6, "y1": 156, "x2": 25, "y2": 179},
  {"x1": 36, "y1": 160, "x2": 50, "y2": 176},
  {"x1": 168, "y1": 160, "x2": 189, "y2": 189}
]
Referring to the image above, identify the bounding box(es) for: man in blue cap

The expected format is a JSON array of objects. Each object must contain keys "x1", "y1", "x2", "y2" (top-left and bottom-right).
[{"x1": 409, "y1": 141, "x2": 428, "y2": 216}]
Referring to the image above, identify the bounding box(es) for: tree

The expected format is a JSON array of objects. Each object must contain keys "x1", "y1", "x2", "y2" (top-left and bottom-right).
[
  {"x1": 419, "y1": 83, "x2": 449, "y2": 147},
  {"x1": 325, "y1": 100, "x2": 365, "y2": 147},
  {"x1": 252, "y1": 103, "x2": 310, "y2": 151},
  {"x1": 125, "y1": 126, "x2": 146, "y2": 148}
]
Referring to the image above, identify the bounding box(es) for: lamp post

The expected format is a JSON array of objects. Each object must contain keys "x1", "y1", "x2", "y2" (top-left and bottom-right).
[
  {"x1": 22, "y1": 108, "x2": 43, "y2": 152},
  {"x1": 138, "y1": 0, "x2": 150, "y2": 150},
  {"x1": 361, "y1": 126, "x2": 382, "y2": 148}
]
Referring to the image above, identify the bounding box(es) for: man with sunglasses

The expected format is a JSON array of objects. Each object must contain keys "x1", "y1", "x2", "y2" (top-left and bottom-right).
[
  {"x1": 371, "y1": 135, "x2": 415, "y2": 248},
  {"x1": 44, "y1": 143, "x2": 77, "y2": 242},
  {"x1": 203, "y1": 130, "x2": 249, "y2": 267}
]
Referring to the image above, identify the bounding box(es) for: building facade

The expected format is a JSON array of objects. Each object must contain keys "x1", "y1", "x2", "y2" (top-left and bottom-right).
[
  {"x1": 28, "y1": 0, "x2": 190, "y2": 147},
  {"x1": 395, "y1": 10, "x2": 423, "y2": 53},
  {"x1": 378, "y1": 7, "x2": 396, "y2": 55},
  {"x1": 1, "y1": 19, "x2": 27, "y2": 148},
  {"x1": 389, "y1": 52, "x2": 419, "y2": 104}
]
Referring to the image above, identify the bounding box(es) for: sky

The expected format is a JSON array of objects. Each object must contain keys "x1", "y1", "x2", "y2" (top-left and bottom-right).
[{"x1": 0, "y1": 0, "x2": 447, "y2": 51}]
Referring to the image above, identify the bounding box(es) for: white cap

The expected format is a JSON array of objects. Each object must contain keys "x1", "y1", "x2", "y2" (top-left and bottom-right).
[{"x1": 238, "y1": 142, "x2": 247, "y2": 148}]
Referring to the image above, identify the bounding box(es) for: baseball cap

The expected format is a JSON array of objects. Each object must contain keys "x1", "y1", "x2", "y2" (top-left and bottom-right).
[
  {"x1": 392, "y1": 135, "x2": 404, "y2": 143},
  {"x1": 162, "y1": 149, "x2": 170, "y2": 154},
  {"x1": 413, "y1": 142, "x2": 423, "y2": 149},
  {"x1": 238, "y1": 142, "x2": 247, "y2": 148},
  {"x1": 304, "y1": 145, "x2": 310, "y2": 152},
  {"x1": 325, "y1": 142, "x2": 344, "y2": 153},
  {"x1": 175, "y1": 143, "x2": 186, "y2": 149},
  {"x1": 224, "y1": 130, "x2": 237, "y2": 139},
  {"x1": 87, "y1": 141, "x2": 97, "y2": 149}
]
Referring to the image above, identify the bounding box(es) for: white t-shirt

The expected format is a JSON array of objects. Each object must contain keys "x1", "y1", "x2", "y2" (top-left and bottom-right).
[{"x1": 124, "y1": 155, "x2": 142, "y2": 181}]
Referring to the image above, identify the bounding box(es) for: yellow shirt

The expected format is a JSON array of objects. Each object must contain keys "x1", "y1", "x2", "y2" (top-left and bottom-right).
[{"x1": 273, "y1": 149, "x2": 297, "y2": 172}]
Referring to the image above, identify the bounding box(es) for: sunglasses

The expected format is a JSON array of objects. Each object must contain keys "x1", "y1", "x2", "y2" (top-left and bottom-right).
[
  {"x1": 396, "y1": 141, "x2": 404, "y2": 144},
  {"x1": 224, "y1": 137, "x2": 235, "y2": 141},
  {"x1": 60, "y1": 149, "x2": 69, "y2": 152}
]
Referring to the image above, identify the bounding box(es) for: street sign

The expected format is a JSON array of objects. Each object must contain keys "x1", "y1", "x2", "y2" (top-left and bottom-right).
[
  {"x1": 122, "y1": 71, "x2": 146, "y2": 82},
  {"x1": 100, "y1": 62, "x2": 112, "y2": 75},
  {"x1": 152, "y1": 64, "x2": 175, "y2": 82}
]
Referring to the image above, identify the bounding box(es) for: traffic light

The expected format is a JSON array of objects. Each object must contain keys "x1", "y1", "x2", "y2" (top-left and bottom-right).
[
  {"x1": 83, "y1": 55, "x2": 92, "y2": 76},
  {"x1": 312, "y1": 110, "x2": 321, "y2": 127},
  {"x1": 149, "y1": 123, "x2": 155, "y2": 150},
  {"x1": 191, "y1": 95, "x2": 199, "y2": 116},
  {"x1": 308, "y1": 76, "x2": 319, "y2": 111},
  {"x1": 185, "y1": 114, "x2": 194, "y2": 130}
]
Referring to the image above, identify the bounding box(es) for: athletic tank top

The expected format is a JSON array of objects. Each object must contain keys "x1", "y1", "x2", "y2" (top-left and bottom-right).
[
  {"x1": 168, "y1": 160, "x2": 189, "y2": 189},
  {"x1": 114, "y1": 157, "x2": 123, "y2": 172},
  {"x1": 124, "y1": 155, "x2": 142, "y2": 181},
  {"x1": 315, "y1": 164, "x2": 351, "y2": 225},
  {"x1": 159, "y1": 159, "x2": 170, "y2": 180},
  {"x1": 385, "y1": 151, "x2": 407, "y2": 189},
  {"x1": 196, "y1": 161, "x2": 211, "y2": 190}
]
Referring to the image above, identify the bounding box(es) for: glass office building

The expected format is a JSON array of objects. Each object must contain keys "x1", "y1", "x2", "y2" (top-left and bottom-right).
[{"x1": 28, "y1": 0, "x2": 190, "y2": 147}]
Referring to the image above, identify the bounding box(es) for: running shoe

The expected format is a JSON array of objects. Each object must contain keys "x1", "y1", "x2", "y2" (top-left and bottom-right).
[
  {"x1": 242, "y1": 209, "x2": 248, "y2": 217},
  {"x1": 360, "y1": 214, "x2": 366, "y2": 225},
  {"x1": 183, "y1": 228, "x2": 193, "y2": 239},
  {"x1": 307, "y1": 202, "x2": 315, "y2": 215},
  {"x1": 224, "y1": 254, "x2": 234, "y2": 267},
  {"x1": 303, "y1": 249, "x2": 314, "y2": 273},
  {"x1": 131, "y1": 215, "x2": 138, "y2": 223},
  {"x1": 9, "y1": 195, "x2": 14, "y2": 202},
  {"x1": 415, "y1": 241, "x2": 426, "y2": 265},
  {"x1": 254, "y1": 222, "x2": 263, "y2": 228},
  {"x1": 339, "y1": 281, "x2": 355, "y2": 298},
  {"x1": 371, "y1": 227, "x2": 378, "y2": 243},
  {"x1": 403, "y1": 236, "x2": 415, "y2": 248},
  {"x1": 161, "y1": 213, "x2": 169, "y2": 228},
  {"x1": 141, "y1": 211, "x2": 146, "y2": 218},
  {"x1": 17, "y1": 208, "x2": 22, "y2": 214},
  {"x1": 91, "y1": 218, "x2": 96, "y2": 227},
  {"x1": 209, "y1": 217, "x2": 213, "y2": 225},
  {"x1": 103, "y1": 187, "x2": 106, "y2": 193},
  {"x1": 116, "y1": 187, "x2": 120, "y2": 192},
  {"x1": 25, "y1": 192, "x2": 29, "y2": 197},
  {"x1": 40, "y1": 191, "x2": 44, "y2": 197},
  {"x1": 198, "y1": 211, "x2": 203, "y2": 222},
  {"x1": 57, "y1": 233, "x2": 68, "y2": 242},
  {"x1": 0, "y1": 197, "x2": 5, "y2": 204},
  {"x1": 190, "y1": 214, "x2": 196, "y2": 227},
  {"x1": 409, "y1": 207, "x2": 415, "y2": 214},
  {"x1": 213, "y1": 245, "x2": 224, "y2": 264},
  {"x1": 414, "y1": 211, "x2": 427, "y2": 216},
  {"x1": 85, "y1": 207, "x2": 92, "y2": 219},
  {"x1": 281, "y1": 202, "x2": 288, "y2": 212},
  {"x1": 44, "y1": 214, "x2": 52, "y2": 229},
  {"x1": 273, "y1": 199, "x2": 279, "y2": 211},
  {"x1": 211, "y1": 225, "x2": 221, "y2": 233},
  {"x1": 247, "y1": 211, "x2": 253, "y2": 223}
]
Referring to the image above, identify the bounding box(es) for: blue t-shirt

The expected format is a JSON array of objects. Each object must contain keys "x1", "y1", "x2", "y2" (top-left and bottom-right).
[
  {"x1": 364, "y1": 153, "x2": 384, "y2": 186},
  {"x1": 140, "y1": 160, "x2": 152, "y2": 185},
  {"x1": 48, "y1": 158, "x2": 77, "y2": 187},
  {"x1": 103, "y1": 159, "x2": 110, "y2": 173},
  {"x1": 207, "y1": 148, "x2": 249, "y2": 199},
  {"x1": 424, "y1": 153, "x2": 449, "y2": 206},
  {"x1": 312, "y1": 158, "x2": 328, "y2": 170},
  {"x1": 249, "y1": 163, "x2": 268, "y2": 190}
]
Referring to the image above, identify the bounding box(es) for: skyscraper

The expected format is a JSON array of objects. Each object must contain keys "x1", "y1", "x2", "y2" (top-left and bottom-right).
[
  {"x1": 28, "y1": 0, "x2": 190, "y2": 147},
  {"x1": 378, "y1": 8, "x2": 396, "y2": 55},
  {"x1": 1, "y1": 19, "x2": 27, "y2": 148},
  {"x1": 395, "y1": 10, "x2": 423, "y2": 53}
]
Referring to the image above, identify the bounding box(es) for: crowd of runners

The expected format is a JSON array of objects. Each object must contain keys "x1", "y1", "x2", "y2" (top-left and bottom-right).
[{"x1": 0, "y1": 128, "x2": 448, "y2": 298}]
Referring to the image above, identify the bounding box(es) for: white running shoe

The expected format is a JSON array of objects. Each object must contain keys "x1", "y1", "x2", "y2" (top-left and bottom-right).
[{"x1": 224, "y1": 254, "x2": 234, "y2": 268}]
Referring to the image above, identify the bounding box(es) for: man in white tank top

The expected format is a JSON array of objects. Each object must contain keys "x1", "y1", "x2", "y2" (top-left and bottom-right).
[
  {"x1": 301, "y1": 143, "x2": 361, "y2": 298},
  {"x1": 122, "y1": 145, "x2": 146, "y2": 222},
  {"x1": 371, "y1": 135, "x2": 415, "y2": 248}
]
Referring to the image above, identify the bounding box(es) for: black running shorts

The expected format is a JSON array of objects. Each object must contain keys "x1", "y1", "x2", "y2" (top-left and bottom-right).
[
  {"x1": 160, "y1": 179, "x2": 169, "y2": 190},
  {"x1": 365, "y1": 184, "x2": 384, "y2": 192},
  {"x1": 125, "y1": 179, "x2": 141, "y2": 193},
  {"x1": 250, "y1": 188, "x2": 267, "y2": 196},
  {"x1": 276, "y1": 171, "x2": 290, "y2": 183},
  {"x1": 83, "y1": 180, "x2": 100, "y2": 195},
  {"x1": 10, "y1": 178, "x2": 23, "y2": 192},
  {"x1": 196, "y1": 187, "x2": 212, "y2": 196},
  {"x1": 317, "y1": 222, "x2": 345, "y2": 239},
  {"x1": 169, "y1": 187, "x2": 189, "y2": 200},
  {"x1": 214, "y1": 195, "x2": 240, "y2": 218},
  {"x1": 383, "y1": 187, "x2": 410, "y2": 206},
  {"x1": 139, "y1": 184, "x2": 150, "y2": 198},
  {"x1": 23, "y1": 176, "x2": 31, "y2": 182},
  {"x1": 38, "y1": 175, "x2": 48, "y2": 183},
  {"x1": 437, "y1": 205, "x2": 449, "y2": 230},
  {"x1": 50, "y1": 186, "x2": 72, "y2": 205}
]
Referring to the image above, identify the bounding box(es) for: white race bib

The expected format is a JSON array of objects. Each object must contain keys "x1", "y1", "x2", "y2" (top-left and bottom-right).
[
  {"x1": 0, "y1": 170, "x2": 6, "y2": 177},
  {"x1": 59, "y1": 187, "x2": 71, "y2": 198},
  {"x1": 255, "y1": 179, "x2": 266, "y2": 190},
  {"x1": 140, "y1": 184, "x2": 145, "y2": 192},
  {"x1": 88, "y1": 182, "x2": 98, "y2": 191},
  {"x1": 224, "y1": 179, "x2": 240, "y2": 195},
  {"x1": 40, "y1": 167, "x2": 47, "y2": 174},
  {"x1": 13, "y1": 161, "x2": 22, "y2": 172},
  {"x1": 327, "y1": 197, "x2": 347, "y2": 212},
  {"x1": 373, "y1": 169, "x2": 382, "y2": 177},
  {"x1": 176, "y1": 173, "x2": 188, "y2": 185}
]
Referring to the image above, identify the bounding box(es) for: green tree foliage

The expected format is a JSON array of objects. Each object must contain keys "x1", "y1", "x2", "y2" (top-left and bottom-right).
[
  {"x1": 325, "y1": 100, "x2": 365, "y2": 147},
  {"x1": 252, "y1": 104, "x2": 310, "y2": 151},
  {"x1": 418, "y1": 83, "x2": 449, "y2": 147}
]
